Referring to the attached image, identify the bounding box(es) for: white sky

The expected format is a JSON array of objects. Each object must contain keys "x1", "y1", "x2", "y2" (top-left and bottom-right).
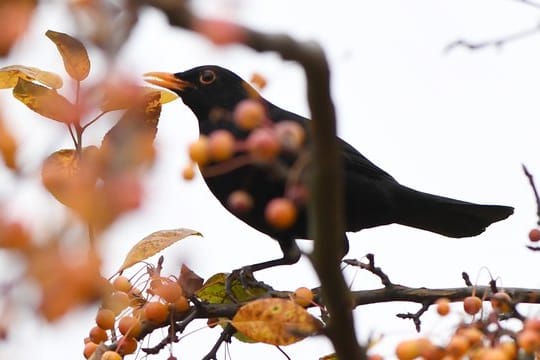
[{"x1": 1, "y1": 0, "x2": 540, "y2": 359}]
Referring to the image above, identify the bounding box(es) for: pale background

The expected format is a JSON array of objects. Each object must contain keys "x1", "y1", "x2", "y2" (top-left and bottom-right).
[{"x1": 0, "y1": 0, "x2": 539, "y2": 359}]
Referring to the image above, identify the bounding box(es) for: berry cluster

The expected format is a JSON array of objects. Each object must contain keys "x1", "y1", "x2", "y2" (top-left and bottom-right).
[
  {"x1": 182, "y1": 98, "x2": 308, "y2": 231},
  {"x1": 381, "y1": 291, "x2": 536, "y2": 360},
  {"x1": 83, "y1": 267, "x2": 190, "y2": 360}
]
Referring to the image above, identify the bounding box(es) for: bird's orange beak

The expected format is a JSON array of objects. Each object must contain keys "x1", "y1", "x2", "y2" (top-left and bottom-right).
[{"x1": 143, "y1": 72, "x2": 191, "y2": 92}]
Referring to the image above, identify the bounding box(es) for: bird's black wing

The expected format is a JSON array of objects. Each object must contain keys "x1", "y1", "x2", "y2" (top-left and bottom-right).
[{"x1": 339, "y1": 139, "x2": 396, "y2": 182}]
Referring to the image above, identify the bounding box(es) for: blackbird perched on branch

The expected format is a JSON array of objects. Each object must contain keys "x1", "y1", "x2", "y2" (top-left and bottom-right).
[{"x1": 145, "y1": 65, "x2": 513, "y2": 273}]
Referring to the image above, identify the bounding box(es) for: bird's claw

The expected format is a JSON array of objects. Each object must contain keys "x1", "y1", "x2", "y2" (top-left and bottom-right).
[{"x1": 225, "y1": 267, "x2": 273, "y2": 303}]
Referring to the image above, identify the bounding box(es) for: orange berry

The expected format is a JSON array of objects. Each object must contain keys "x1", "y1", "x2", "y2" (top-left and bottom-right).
[
  {"x1": 246, "y1": 128, "x2": 280, "y2": 162},
  {"x1": 172, "y1": 296, "x2": 190, "y2": 312},
  {"x1": 524, "y1": 318, "x2": 540, "y2": 332},
  {"x1": 112, "y1": 276, "x2": 132, "y2": 293},
  {"x1": 95, "y1": 308, "x2": 116, "y2": 330},
  {"x1": 459, "y1": 327, "x2": 483, "y2": 347},
  {"x1": 118, "y1": 316, "x2": 142, "y2": 338},
  {"x1": 463, "y1": 296, "x2": 482, "y2": 315},
  {"x1": 89, "y1": 325, "x2": 108, "y2": 344},
  {"x1": 249, "y1": 72, "x2": 267, "y2": 89},
  {"x1": 182, "y1": 163, "x2": 196, "y2": 180},
  {"x1": 83, "y1": 341, "x2": 98, "y2": 359},
  {"x1": 446, "y1": 334, "x2": 470, "y2": 357},
  {"x1": 497, "y1": 341, "x2": 517, "y2": 359},
  {"x1": 188, "y1": 136, "x2": 210, "y2": 166},
  {"x1": 529, "y1": 228, "x2": 540, "y2": 242},
  {"x1": 265, "y1": 197, "x2": 297, "y2": 229},
  {"x1": 101, "y1": 351, "x2": 122, "y2": 360},
  {"x1": 227, "y1": 190, "x2": 254, "y2": 214},
  {"x1": 293, "y1": 287, "x2": 313, "y2": 307},
  {"x1": 116, "y1": 336, "x2": 138, "y2": 355},
  {"x1": 208, "y1": 130, "x2": 235, "y2": 161},
  {"x1": 233, "y1": 99, "x2": 265, "y2": 130},
  {"x1": 479, "y1": 348, "x2": 508, "y2": 360},
  {"x1": 490, "y1": 291, "x2": 512, "y2": 313},
  {"x1": 105, "y1": 291, "x2": 130, "y2": 315},
  {"x1": 395, "y1": 339, "x2": 426, "y2": 360},
  {"x1": 155, "y1": 281, "x2": 183, "y2": 303},
  {"x1": 435, "y1": 298, "x2": 450, "y2": 316},
  {"x1": 144, "y1": 301, "x2": 169, "y2": 324},
  {"x1": 274, "y1": 121, "x2": 305, "y2": 152},
  {"x1": 518, "y1": 329, "x2": 540, "y2": 353}
]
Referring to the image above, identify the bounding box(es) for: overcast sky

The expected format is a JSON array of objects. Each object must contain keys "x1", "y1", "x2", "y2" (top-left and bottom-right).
[{"x1": 1, "y1": 0, "x2": 540, "y2": 359}]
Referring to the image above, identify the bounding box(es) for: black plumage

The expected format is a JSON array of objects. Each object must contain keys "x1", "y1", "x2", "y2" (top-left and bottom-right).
[{"x1": 145, "y1": 65, "x2": 513, "y2": 271}]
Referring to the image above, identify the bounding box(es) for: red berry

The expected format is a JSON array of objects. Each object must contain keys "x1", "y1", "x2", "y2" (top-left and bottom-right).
[
  {"x1": 246, "y1": 128, "x2": 280, "y2": 162},
  {"x1": 233, "y1": 99, "x2": 265, "y2": 130},
  {"x1": 265, "y1": 197, "x2": 297, "y2": 229},
  {"x1": 227, "y1": 190, "x2": 254, "y2": 214},
  {"x1": 529, "y1": 228, "x2": 540, "y2": 242}
]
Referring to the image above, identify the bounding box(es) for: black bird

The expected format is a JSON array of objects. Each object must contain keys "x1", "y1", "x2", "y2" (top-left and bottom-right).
[{"x1": 145, "y1": 65, "x2": 513, "y2": 272}]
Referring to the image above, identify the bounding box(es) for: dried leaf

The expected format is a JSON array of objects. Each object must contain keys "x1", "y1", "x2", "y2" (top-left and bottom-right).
[
  {"x1": 100, "y1": 91, "x2": 161, "y2": 174},
  {"x1": 101, "y1": 85, "x2": 178, "y2": 112},
  {"x1": 13, "y1": 78, "x2": 77, "y2": 123},
  {"x1": 41, "y1": 147, "x2": 100, "y2": 209},
  {"x1": 178, "y1": 264, "x2": 204, "y2": 297},
  {"x1": 117, "y1": 229, "x2": 202, "y2": 272},
  {"x1": 232, "y1": 298, "x2": 322, "y2": 346},
  {"x1": 45, "y1": 30, "x2": 90, "y2": 81},
  {"x1": 0, "y1": 65, "x2": 63, "y2": 89}
]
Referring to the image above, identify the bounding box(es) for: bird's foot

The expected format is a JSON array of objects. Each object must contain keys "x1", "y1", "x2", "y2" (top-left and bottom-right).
[{"x1": 225, "y1": 267, "x2": 273, "y2": 303}]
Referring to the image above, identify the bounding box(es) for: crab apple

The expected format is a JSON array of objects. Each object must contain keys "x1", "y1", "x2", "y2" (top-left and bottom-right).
[
  {"x1": 233, "y1": 99, "x2": 265, "y2": 130},
  {"x1": 293, "y1": 287, "x2": 314, "y2": 307},
  {"x1": 497, "y1": 341, "x2": 517, "y2": 359},
  {"x1": 105, "y1": 291, "x2": 130, "y2": 315},
  {"x1": 459, "y1": 327, "x2": 483, "y2": 347},
  {"x1": 227, "y1": 190, "x2": 254, "y2": 214},
  {"x1": 83, "y1": 342, "x2": 98, "y2": 359},
  {"x1": 208, "y1": 129, "x2": 235, "y2": 161},
  {"x1": 491, "y1": 291, "x2": 512, "y2": 313},
  {"x1": 89, "y1": 325, "x2": 108, "y2": 344},
  {"x1": 435, "y1": 297, "x2": 450, "y2": 316},
  {"x1": 95, "y1": 308, "x2": 115, "y2": 330},
  {"x1": 518, "y1": 329, "x2": 540, "y2": 353},
  {"x1": 116, "y1": 336, "x2": 138, "y2": 355},
  {"x1": 118, "y1": 316, "x2": 142, "y2": 338},
  {"x1": 188, "y1": 136, "x2": 210, "y2": 166},
  {"x1": 182, "y1": 163, "x2": 196, "y2": 180},
  {"x1": 246, "y1": 127, "x2": 280, "y2": 162},
  {"x1": 101, "y1": 351, "x2": 122, "y2": 360},
  {"x1": 172, "y1": 296, "x2": 190, "y2": 312},
  {"x1": 265, "y1": 197, "x2": 298, "y2": 229},
  {"x1": 112, "y1": 276, "x2": 132, "y2": 293},
  {"x1": 395, "y1": 339, "x2": 430, "y2": 360},
  {"x1": 155, "y1": 281, "x2": 183, "y2": 303},
  {"x1": 446, "y1": 334, "x2": 470, "y2": 358},
  {"x1": 463, "y1": 296, "x2": 482, "y2": 315},
  {"x1": 275, "y1": 120, "x2": 305, "y2": 152},
  {"x1": 529, "y1": 228, "x2": 540, "y2": 242},
  {"x1": 144, "y1": 301, "x2": 169, "y2": 324}
]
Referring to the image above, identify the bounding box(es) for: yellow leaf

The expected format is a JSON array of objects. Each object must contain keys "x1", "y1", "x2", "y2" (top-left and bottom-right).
[
  {"x1": 45, "y1": 30, "x2": 90, "y2": 81},
  {"x1": 0, "y1": 65, "x2": 63, "y2": 89},
  {"x1": 117, "y1": 229, "x2": 202, "y2": 272},
  {"x1": 232, "y1": 298, "x2": 322, "y2": 346},
  {"x1": 13, "y1": 78, "x2": 77, "y2": 123}
]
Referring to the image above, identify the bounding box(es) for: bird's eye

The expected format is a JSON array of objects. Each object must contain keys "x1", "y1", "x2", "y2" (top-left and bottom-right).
[{"x1": 199, "y1": 69, "x2": 216, "y2": 85}]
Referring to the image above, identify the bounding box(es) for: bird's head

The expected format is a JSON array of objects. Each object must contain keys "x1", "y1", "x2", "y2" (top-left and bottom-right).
[{"x1": 144, "y1": 65, "x2": 260, "y2": 121}]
